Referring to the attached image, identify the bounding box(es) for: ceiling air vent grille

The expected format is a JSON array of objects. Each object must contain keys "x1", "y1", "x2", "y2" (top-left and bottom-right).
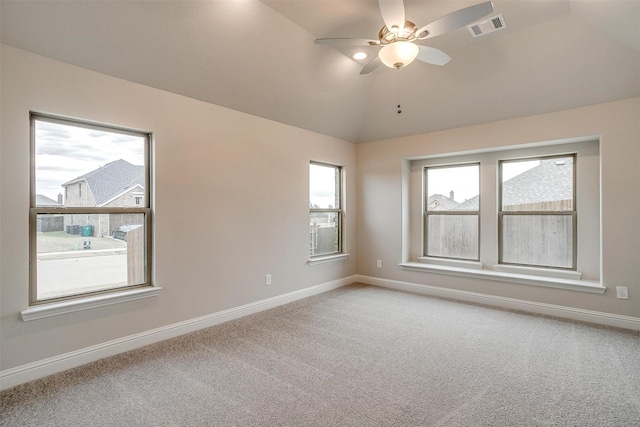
[{"x1": 468, "y1": 14, "x2": 506, "y2": 37}]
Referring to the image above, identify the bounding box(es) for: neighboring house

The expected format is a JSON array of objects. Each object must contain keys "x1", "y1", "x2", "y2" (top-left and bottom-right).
[
  {"x1": 62, "y1": 159, "x2": 145, "y2": 237},
  {"x1": 501, "y1": 158, "x2": 573, "y2": 211},
  {"x1": 36, "y1": 194, "x2": 63, "y2": 207},
  {"x1": 427, "y1": 192, "x2": 459, "y2": 211}
]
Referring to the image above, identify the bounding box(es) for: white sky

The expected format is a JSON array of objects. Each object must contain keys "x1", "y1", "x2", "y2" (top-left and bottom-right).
[
  {"x1": 309, "y1": 163, "x2": 337, "y2": 208},
  {"x1": 35, "y1": 120, "x2": 145, "y2": 200},
  {"x1": 427, "y1": 164, "x2": 479, "y2": 202}
]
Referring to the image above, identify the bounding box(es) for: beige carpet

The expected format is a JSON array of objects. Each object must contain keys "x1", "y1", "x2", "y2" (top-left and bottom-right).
[{"x1": 2, "y1": 284, "x2": 639, "y2": 426}]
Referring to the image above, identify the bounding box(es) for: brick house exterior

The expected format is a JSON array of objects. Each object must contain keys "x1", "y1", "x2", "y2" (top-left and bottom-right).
[{"x1": 62, "y1": 159, "x2": 145, "y2": 237}]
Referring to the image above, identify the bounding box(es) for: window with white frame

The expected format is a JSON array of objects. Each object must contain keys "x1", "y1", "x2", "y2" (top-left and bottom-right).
[
  {"x1": 499, "y1": 155, "x2": 576, "y2": 269},
  {"x1": 424, "y1": 163, "x2": 480, "y2": 260},
  {"x1": 30, "y1": 113, "x2": 152, "y2": 304},
  {"x1": 410, "y1": 139, "x2": 600, "y2": 284},
  {"x1": 309, "y1": 162, "x2": 342, "y2": 257}
]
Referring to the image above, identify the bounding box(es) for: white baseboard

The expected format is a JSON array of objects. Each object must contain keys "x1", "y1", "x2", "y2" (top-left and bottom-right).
[
  {"x1": 4, "y1": 274, "x2": 636, "y2": 391},
  {"x1": 0, "y1": 276, "x2": 354, "y2": 391},
  {"x1": 356, "y1": 275, "x2": 640, "y2": 331}
]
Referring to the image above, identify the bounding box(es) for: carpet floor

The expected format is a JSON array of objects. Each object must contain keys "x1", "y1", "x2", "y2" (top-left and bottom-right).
[{"x1": 2, "y1": 284, "x2": 639, "y2": 426}]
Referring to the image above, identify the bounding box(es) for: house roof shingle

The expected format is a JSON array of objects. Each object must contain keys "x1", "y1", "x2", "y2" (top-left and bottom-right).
[
  {"x1": 36, "y1": 194, "x2": 61, "y2": 206},
  {"x1": 62, "y1": 159, "x2": 144, "y2": 206},
  {"x1": 427, "y1": 194, "x2": 460, "y2": 211}
]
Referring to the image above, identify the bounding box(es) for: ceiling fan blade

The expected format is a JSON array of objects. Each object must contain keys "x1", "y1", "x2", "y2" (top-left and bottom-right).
[
  {"x1": 360, "y1": 56, "x2": 382, "y2": 75},
  {"x1": 315, "y1": 38, "x2": 379, "y2": 47},
  {"x1": 416, "y1": 1, "x2": 493, "y2": 39},
  {"x1": 379, "y1": 0, "x2": 405, "y2": 31},
  {"x1": 416, "y1": 46, "x2": 451, "y2": 66}
]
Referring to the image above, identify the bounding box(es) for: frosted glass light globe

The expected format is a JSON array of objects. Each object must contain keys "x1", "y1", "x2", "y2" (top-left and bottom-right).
[{"x1": 378, "y1": 42, "x2": 419, "y2": 69}]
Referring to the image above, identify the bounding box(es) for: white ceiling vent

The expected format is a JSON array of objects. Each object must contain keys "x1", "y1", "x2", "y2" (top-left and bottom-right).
[{"x1": 467, "y1": 14, "x2": 506, "y2": 37}]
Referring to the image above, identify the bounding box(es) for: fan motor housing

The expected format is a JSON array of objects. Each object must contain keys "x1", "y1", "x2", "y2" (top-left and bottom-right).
[{"x1": 378, "y1": 21, "x2": 418, "y2": 44}]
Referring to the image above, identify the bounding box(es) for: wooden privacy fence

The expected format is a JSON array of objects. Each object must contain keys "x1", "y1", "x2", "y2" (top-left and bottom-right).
[
  {"x1": 126, "y1": 225, "x2": 145, "y2": 285},
  {"x1": 310, "y1": 225, "x2": 338, "y2": 256},
  {"x1": 426, "y1": 215, "x2": 478, "y2": 259},
  {"x1": 37, "y1": 215, "x2": 64, "y2": 233},
  {"x1": 426, "y1": 198, "x2": 573, "y2": 267},
  {"x1": 501, "y1": 214, "x2": 572, "y2": 267}
]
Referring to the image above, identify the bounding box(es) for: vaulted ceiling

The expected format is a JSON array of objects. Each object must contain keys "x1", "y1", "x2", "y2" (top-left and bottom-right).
[{"x1": 1, "y1": 1, "x2": 638, "y2": 143}]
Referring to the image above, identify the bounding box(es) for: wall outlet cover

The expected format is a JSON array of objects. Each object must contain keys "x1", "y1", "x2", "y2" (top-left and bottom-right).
[{"x1": 616, "y1": 286, "x2": 628, "y2": 300}]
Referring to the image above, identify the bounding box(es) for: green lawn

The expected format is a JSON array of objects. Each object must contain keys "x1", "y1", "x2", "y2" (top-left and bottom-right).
[{"x1": 37, "y1": 231, "x2": 127, "y2": 253}]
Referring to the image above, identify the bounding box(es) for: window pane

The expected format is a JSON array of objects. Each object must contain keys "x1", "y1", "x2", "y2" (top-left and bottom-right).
[
  {"x1": 427, "y1": 164, "x2": 479, "y2": 211},
  {"x1": 34, "y1": 120, "x2": 146, "y2": 208},
  {"x1": 309, "y1": 163, "x2": 339, "y2": 209},
  {"x1": 427, "y1": 214, "x2": 478, "y2": 260},
  {"x1": 501, "y1": 214, "x2": 573, "y2": 268},
  {"x1": 36, "y1": 213, "x2": 146, "y2": 300},
  {"x1": 310, "y1": 212, "x2": 339, "y2": 256},
  {"x1": 502, "y1": 157, "x2": 573, "y2": 211}
]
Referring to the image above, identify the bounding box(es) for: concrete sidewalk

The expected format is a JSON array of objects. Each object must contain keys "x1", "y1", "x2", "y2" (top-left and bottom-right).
[{"x1": 38, "y1": 248, "x2": 127, "y2": 260}]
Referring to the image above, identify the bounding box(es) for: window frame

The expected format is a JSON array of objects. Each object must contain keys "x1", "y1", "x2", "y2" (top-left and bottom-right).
[
  {"x1": 405, "y1": 139, "x2": 600, "y2": 292},
  {"x1": 498, "y1": 154, "x2": 577, "y2": 270},
  {"x1": 423, "y1": 162, "x2": 480, "y2": 261},
  {"x1": 309, "y1": 161, "x2": 343, "y2": 258},
  {"x1": 29, "y1": 113, "x2": 153, "y2": 306}
]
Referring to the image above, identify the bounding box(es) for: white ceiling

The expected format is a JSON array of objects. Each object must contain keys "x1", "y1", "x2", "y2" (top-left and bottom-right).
[{"x1": 1, "y1": 0, "x2": 639, "y2": 143}]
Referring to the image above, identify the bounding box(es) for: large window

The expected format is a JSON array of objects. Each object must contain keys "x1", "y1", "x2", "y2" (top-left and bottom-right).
[
  {"x1": 424, "y1": 164, "x2": 479, "y2": 260},
  {"x1": 309, "y1": 162, "x2": 342, "y2": 257},
  {"x1": 408, "y1": 139, "x2": 600, "y2": 285},
  {"x1": 499, "y1": 155, "x2": 576, "y2": 269},
  {"x1": 30, "y1": 113, "x2": 152, "y2": 304}
]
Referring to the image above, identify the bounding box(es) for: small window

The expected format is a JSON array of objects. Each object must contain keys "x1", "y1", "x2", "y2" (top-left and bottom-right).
[
  {"x1": 499, "y1": 155, "x2": 576, "y2": 269},
  {"x1": 309, "y1": 162, "x2": 342, "y2": 257},
  {"x1": 424, "y1": 163, "x2": 480, "y2": 260},
  {"x1": 31, "y1": 113, "x2": 152, "y2": 304}
]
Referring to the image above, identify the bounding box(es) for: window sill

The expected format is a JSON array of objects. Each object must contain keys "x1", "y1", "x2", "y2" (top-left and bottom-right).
[
  {"x1": 308, "y1": 253, "x2": 350, "y2": 265},
  {"x1": 399, "y1": 262, "x2": 605, "y2": 294},
  {"x1": 21, "y1": 286, "x2": 162, "y2": 321},
  {"x1": 492, "y1": 264, "x2": 582, "y2": 280},
  {"x1": 418, "y1": 257, "x2": 483, "y2": 270}
]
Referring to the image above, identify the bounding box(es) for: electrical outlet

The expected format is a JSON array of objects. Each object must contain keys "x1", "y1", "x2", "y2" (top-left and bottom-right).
[
  {"x1": 265, "y1": 274, "x2": 272, "y2": 286},
  {"x1": 376, "y1": 259, "x2": 382, "y2": 268},
  {"x1": 616, "y1": 286, "x2": 628, "y2": 300}
]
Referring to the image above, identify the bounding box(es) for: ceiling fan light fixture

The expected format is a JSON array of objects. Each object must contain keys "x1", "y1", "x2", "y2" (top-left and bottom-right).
[{"x1": 378, "y1": 41, "x2": 419, "y2": 69}]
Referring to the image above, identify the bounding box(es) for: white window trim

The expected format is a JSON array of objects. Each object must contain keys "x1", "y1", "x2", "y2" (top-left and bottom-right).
[
  {"x1": 309, "y1": 161, "x2": 344, "y2": 259},
  {"x1": 307, "y1": 253, "x2": 350, "y2": 265},
  {"x1": 399, "y1": 262, "x2": 604, "y2": 294},
  {"x1": 21, "y1": 286, "x2": 162, "y2": 321},
  {"x1": 498, "y1": 155, "x2": 577, "y2": 269},
  {"x1": 424, "y1": 163, "x2": 480, "y2": 261},
  {"x1": 492, "y1": 263, "x2": 582, "y2": 280},
  {"x1": 401, "y1": 136, "x2": 601, "y2": 292},
  {"x1": 418, "y1": 256, "x2": 483, "y2": 270}
]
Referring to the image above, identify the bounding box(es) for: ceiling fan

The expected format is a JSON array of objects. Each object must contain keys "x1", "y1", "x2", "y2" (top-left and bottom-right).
[{"x1": 315, "y1": 0, "x2": 494, "y2": 74}]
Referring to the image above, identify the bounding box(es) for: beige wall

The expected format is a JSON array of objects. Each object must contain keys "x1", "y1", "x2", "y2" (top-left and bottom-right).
[
  {"x1": 0, "y1": 45, "x2": 357, "y2": 371},
  {"x1": 1, "y1": 43, "x2": 638, "y2": 381},
  {"x1": 357, "y1": 97, "x2": 640, "y2": 318}
]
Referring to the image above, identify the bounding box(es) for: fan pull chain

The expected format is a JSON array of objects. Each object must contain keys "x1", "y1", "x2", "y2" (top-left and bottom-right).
[{"x1": 396, "y1": 68, "x2": 402, "y2": 114}]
